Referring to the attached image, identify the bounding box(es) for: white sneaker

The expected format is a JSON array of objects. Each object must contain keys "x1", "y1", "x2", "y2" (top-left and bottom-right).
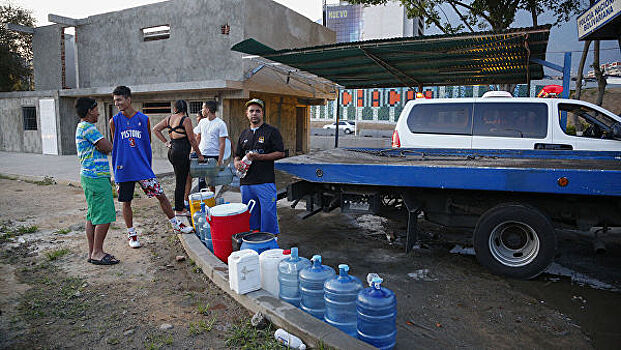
[
  {"x1": 173, "y1": 221, "x2": 194, "y2": 234},
  {"x1": 128, "y1": 234, "x2": 141, "y2": 248}
]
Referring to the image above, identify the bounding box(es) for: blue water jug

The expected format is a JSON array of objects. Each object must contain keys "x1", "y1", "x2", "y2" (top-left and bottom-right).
[
  {"x1": 324, "y1": 264, "x2": 363, "y2": 337},
  {"x1": 278, "y1": 247, "x2": 311, "y2": 307},
  {"x1": 194, "y1": 202, "x2": 207, "y2": 240},
  {"x1": 299, "y1": 255, "x2": 335, "y2": 319},
  {"x1": 357, "y1": 277, "x2": 397, "y2": 350},
  {"x1": 201, "y1": 218, "x2": 213, "y2": 252}
]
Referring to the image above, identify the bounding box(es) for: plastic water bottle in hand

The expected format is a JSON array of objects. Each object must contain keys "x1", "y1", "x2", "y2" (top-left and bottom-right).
[
  {"x1": 274, "y1": 328, "x2": 306, "y2": 350},
  {"x1": 236, "y1": 151, "x2": 254, "y2": 178}
]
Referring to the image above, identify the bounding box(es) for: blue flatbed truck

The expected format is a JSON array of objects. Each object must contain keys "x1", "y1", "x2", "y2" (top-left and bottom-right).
[{"x1": 276, "y1": 147, "x2": 621, "y2": 279}]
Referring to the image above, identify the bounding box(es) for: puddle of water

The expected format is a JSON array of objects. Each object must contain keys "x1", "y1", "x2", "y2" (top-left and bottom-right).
[
  {"x1": 449, "y1": 244, "x2": 475, "y2": 255},
  {"x1": 544, "y1": 263, "x2": 619, "y2": 292}
]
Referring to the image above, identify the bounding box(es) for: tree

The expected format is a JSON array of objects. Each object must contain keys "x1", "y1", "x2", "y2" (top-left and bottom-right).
[
  {"x1": 348, "y1": 0, "x2": 585, "y2": 34},
  {"x1": 0, "y1": 2, "x2": 35, "y2": 91}
]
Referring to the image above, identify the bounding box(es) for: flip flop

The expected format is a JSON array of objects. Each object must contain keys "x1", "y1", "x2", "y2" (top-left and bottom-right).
[{"x1": 90, "y1": 253, "x2": 120, "y2": 265}]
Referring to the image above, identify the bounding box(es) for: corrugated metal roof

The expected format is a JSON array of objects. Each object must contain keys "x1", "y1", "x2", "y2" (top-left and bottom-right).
[{"x1": 232, "y1": 26, "x2": 551, "y2": 88}]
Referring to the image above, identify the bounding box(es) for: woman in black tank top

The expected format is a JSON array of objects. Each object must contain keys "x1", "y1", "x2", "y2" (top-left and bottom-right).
[{"x1": 153, "y1": 100, "x2": 203, "y2": 215}]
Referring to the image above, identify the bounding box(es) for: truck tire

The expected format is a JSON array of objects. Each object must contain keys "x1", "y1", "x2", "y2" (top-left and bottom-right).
[{"x1": 473, "y1": 204, "x2": 556, "y2": 279}]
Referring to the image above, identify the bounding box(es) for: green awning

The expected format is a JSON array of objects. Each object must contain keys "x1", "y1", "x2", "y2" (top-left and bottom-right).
[{"x1": 232, "y1": 26, "x2": 551, "y2": 89}]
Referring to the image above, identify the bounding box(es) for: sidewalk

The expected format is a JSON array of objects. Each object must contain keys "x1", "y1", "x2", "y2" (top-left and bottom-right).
[{"x1": 0, "y1": 151, "x2": 173, "y2": 184}]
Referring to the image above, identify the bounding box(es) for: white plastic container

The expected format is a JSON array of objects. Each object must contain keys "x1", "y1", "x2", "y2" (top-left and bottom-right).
[
  {"x1": 274, "y1": 328, "x2": 306, "y2": 350},
  {"x1": 259, "y1": 249, "x2": 289, "y2": 296},
  {"x1": 228, "y1": 249, "x2": 260, "y2": 294}
]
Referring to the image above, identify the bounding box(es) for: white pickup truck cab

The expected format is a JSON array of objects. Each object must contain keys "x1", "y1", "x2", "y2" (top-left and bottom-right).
[{"x1": 392, "y1": 97, "x2": 621, "y2": 151}]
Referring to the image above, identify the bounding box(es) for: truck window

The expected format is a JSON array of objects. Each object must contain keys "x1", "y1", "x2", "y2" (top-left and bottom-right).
[
  {"x1": 559, "y1": 103, "x2": 619, "y2": 140},
  {"x1": 406, "y1": 103, "x2": 472, "y2": 135},
  {"x1": 473, "y1": 103, "x2": 547, "y2": 138}
]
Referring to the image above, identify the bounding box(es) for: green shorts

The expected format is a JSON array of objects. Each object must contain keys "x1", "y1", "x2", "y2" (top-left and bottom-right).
[{"x1": 81, "y1": 176, "x2": 116, "y2": 225}]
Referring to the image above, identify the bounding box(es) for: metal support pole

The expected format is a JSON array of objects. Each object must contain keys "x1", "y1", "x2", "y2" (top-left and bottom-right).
[
  {"x1": 562, "y1": 52, "x2": 572, "y2": 99},
  {"x1": 334, "y1": 90, "x2": 340, "y2": 148},
  {"x1": 402, "y1": 193, "x2": 422, "y2": 253}
]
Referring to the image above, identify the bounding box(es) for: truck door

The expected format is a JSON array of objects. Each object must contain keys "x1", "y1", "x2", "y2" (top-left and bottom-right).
[
  {"x1": 472, "y1": 101, "x2": 550, "y2": 150},
  {"x1": 555, "y1": 102, "x2": 621, "y2": 151}
]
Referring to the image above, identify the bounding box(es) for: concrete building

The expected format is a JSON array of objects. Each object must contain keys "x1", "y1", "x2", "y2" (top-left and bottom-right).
[
  {"x1": 0, "y1": 0, "x2": 336, "y2": 157},
  {"x1": 325, "y1": 0, "x2": 424, "y2": 43}
]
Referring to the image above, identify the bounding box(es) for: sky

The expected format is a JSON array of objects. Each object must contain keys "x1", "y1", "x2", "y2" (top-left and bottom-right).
[{"x1": 7, "y1": 0, "x2": 620, "y2": 74}]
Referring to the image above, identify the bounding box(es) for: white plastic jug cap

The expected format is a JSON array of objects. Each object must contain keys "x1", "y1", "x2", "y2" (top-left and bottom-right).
[
  {"x1": 311, "y1": 255, "x2": 321, "y2": 264},
  {"x1": 338, "y1": 264, "x2": 349, "y2": 272}
]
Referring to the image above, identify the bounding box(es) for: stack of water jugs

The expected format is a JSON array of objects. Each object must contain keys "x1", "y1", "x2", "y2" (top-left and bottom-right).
[
  {"x1": 193, "y1": 202, "x2": 213, "y2": 251},
  {"x1": 278, "y1": 248, "x2": 397, "y2": 350}
]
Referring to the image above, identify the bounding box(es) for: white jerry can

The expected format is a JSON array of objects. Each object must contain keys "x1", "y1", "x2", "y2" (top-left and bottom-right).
[
  {"x1": 228, "y1": 249, "x2": 260, "y2": 294},
  {"x1": 259, "y1": 249, "x2": 288, "y2": 297}
]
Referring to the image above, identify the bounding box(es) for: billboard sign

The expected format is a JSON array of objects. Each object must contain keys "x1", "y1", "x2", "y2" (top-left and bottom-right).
[{"x1": 577, "y1": 0, "x2": 621, "y2": 40}]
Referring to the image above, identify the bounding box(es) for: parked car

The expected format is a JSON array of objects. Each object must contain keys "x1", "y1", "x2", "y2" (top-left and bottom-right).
[
  {"x1": 323, "y1": 121, "x2": 355, "y2": 134},
  {"x1": 392, "y1": 97, "x2": 621, "y2": 151}
]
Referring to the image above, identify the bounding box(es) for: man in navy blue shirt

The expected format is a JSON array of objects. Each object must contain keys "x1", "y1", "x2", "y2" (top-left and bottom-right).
[{"x1": 234, "y1": 98, "x2": 285, "y2": 234}]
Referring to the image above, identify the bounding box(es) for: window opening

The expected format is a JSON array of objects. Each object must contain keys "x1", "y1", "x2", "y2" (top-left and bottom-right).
[
  {"x1": 473, "y1": 103, "x2": 548, "y2": 138},
  {"x1": 143, "y1": 102, "x2": 171, "y2": 114},
  {"x1": 189, "y1": 101, "x2": 203, "y2": 114},
  {"x1": 142, "y1": 25, "x2": 170, "y2": 41},
  {"x1": 22, "y1": 106, "x2": 37, "y2": 130},
  {"x1": 559, "y1": 103, "x2": 620, "y2": 140}
]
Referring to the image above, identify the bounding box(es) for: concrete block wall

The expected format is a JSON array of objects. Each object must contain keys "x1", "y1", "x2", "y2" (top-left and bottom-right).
[
  {"x1": 243, "y1": 0, "x2": 335, "y2": 50},
  {"x1": 33, "y1": 25, "x2": 63, "y2": 91},
  {"x1": 76, "y1": 0, "x2": 245, "y2": 88},
  {"x1": 58, "y1": 97, "x2": 79, "y2": 155},
  {"x1": 0, "y1": 96, "x2": 48, "y2": 153}
]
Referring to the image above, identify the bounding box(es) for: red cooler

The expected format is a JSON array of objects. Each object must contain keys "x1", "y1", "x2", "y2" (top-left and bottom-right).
[{"x1": 208, "y1": 201, "x2": 256, "y2": 262}]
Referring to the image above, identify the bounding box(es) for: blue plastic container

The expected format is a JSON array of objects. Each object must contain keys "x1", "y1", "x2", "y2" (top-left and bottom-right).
[
  {"x1": 240, "y1": 232, "x2": 279, "y2": 255},
  {"x1": 194, "y1": 202, "x2": 207, "y2": 241},
  {"x1": 201, "y1": 219, "x2": 213, "y2": 252},
  {"x1": 357, "y1": 277, "x2": 397, "y2": 350},
  {"x1": 299, "y1": 255, "x2": 335, "y2": 319},
  {"x1": 324, "y1": 264, "x2": 363, "y2": 337},
  {"x1": 278, "y1": 247, "x2": 311, "y2": 307}
]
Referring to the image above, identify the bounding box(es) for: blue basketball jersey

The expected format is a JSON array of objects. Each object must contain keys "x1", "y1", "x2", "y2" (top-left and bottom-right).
[{"x1": 111, "y1": 111, "x2": 156, "y2": 182}]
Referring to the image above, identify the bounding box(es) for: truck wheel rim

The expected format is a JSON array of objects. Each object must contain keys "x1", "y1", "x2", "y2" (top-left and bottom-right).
[{"x1": 488, "y1": 221, "x2": 540, "y2": 267}]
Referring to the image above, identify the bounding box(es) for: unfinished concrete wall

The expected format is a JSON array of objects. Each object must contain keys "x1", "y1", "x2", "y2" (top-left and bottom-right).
[
  {"x1": 0, "y1": 95, "x2": 50, "y2": 153},
  {"x1": 243, "y1": 0, "x2": 335, "y2": 50},
  {"x1": 76, "y1": 0, "x2": 245, "y2": 88},
  {"x1": 58, "y1": 97, "x2": 78, "y2": 155},
  {"x1": 33, "y1": 25, "x2": 63, "y2": 91}
]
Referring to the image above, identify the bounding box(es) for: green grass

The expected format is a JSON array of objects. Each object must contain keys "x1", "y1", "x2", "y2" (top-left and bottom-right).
[
  {"x1": 144, "y1": 334, "x2": 173, "y2": 349},
  {"x1": 225, "y1": 321, "x2": 282, "y2": 350},
  {"x1": 53, "y1": 228, "x2": 71, "y2": 235},
  {"x1": 197, "y1": 302, "x2": 210, "y2": 315},
  {"x1": 0, "y1": 224, "x2": 38, "y2": 242},
  {"x1": 17, "y1": 263, "x2": 91, "y2": 319},
  {"x1": 0, "y1": 174, "x2": 54, "y2": 185},
  {"x1": 46, "y1": 248, "x2": 70, "y2": 261},
  {"x1": 188, "y1": 318, "x2": 217, "y2": 336}
]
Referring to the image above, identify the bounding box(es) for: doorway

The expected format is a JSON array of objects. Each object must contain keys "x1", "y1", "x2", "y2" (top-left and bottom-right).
[{"x1": 295, "y1": 107, "x2": 306, "y2": 154}]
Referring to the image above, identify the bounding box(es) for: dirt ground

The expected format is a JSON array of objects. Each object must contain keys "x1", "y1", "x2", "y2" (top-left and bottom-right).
[
  {"x1": 0, "y1": 176, "x2": 282, "y2": 350},
  {"x1": 2, "y1": 171, "x2": 620, "y2": 350}
]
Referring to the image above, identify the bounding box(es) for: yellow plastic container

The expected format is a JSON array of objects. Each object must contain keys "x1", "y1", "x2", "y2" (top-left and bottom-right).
[{"x1": 190, "y1": 189, "x2": 216, "y2": 227}]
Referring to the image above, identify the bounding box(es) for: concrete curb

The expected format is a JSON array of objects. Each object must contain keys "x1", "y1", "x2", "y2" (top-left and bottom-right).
[
  {"x1": 0, "y1": 172, "x2": 82, "y2": 187},
  {"x1": 178, "y1": 233, "x2": 376, "y2": 350}
]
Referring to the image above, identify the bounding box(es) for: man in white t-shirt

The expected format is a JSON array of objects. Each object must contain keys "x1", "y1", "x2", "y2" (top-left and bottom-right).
[{"x1": 194, "y1": 101, "x2": 229, "y2": 192}]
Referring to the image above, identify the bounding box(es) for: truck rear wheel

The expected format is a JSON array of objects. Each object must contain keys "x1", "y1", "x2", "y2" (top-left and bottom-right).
[{"x1": 473, "y1": 204, "x2": 556, "y2": 279}]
